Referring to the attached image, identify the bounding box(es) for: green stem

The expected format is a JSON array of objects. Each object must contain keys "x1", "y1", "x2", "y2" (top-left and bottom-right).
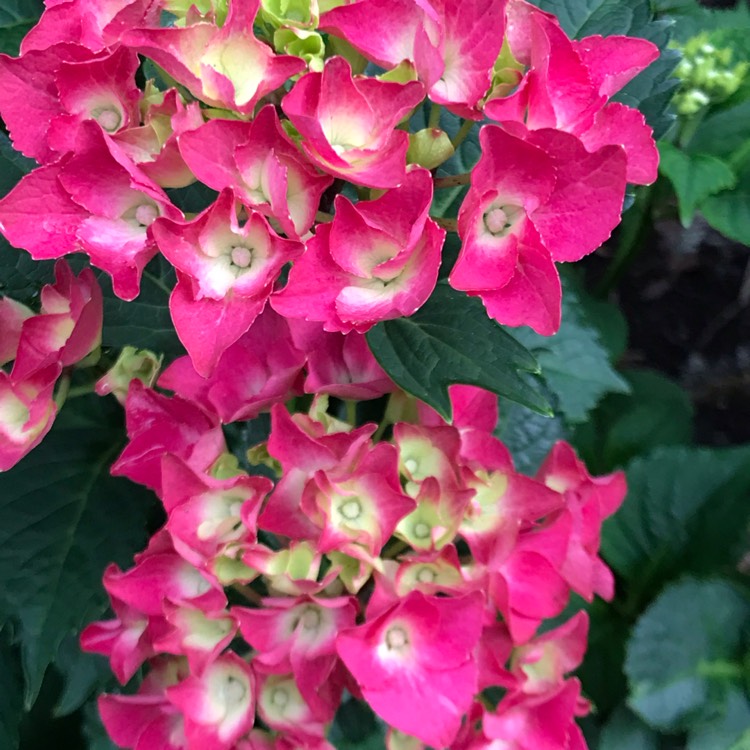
[
  {"x1": 451, "y1": 119, "x2": 475, "y2": 150},
  {"x1": 53, "y1": 371, "x2": 71, "y2": 410},
  {"x1": 434, "y1": 173, "x2": 471, "y2": 188},
  {"x1": 696, "y1": 660, "x2": 744, "y2": 679},
  {"x1": 429, "y1": 101, "x2": 442, "y2": 129},
  {"x1": 372, "y1": 416, "x2": 390, "y2": 442},
  {"x1": 345, "y1": 400, "x2": 357, "y2": 426}
]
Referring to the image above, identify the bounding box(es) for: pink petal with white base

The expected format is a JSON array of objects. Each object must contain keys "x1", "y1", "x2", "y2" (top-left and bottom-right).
[
  {"x1": 336, "y1": 591, "x2": 484, "y2": 747},
  {"x1": 167, "y1": 652, "x2": 255, "y2": 749}
]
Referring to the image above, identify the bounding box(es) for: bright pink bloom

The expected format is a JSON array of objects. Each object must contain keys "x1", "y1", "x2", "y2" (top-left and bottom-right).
[
  {"x1": 152, "y1": 189, "x2": 303, "y2": 375},
  {"x1": 11, "y1": 261, "x2": 102, "y2": 382},
  {"x1": 160, "y1": 454, "x2": 273, "y2": 566},
  {"x1": 255, "y1": 669, "x2": 330, "y2": 736},
  {"x1": 301, "y1": 440, "x2": 416, "y2": 557},
  {"x1": 111, "y1": 382, "x2": 226, "y2": 493},
  {"x1": 416, "y1": 385, "x2": 499, "y2": 433},
  {"x1": 288, "y1": 321, "x2": 394, "y2": 401},
  {"x1": 281, "y1": 56, "x2": 424, "y2": 188},
  {"x1": 123, "y1": 0, "x2": 304, "y2": 114},
  {"x1": 0, "y1": 366, "x2": 59, "y2": 472},
  {"x1": 450, "y1": 125, "x2": 625, "y2": 334},
  {"x1": 536, "y1": 441, "x2": 626, "y2": 601},
  {"x1": 178, "y1": 106, "x2": 333, "y2": 240},
  {"x1": 485, "y1": 1, "x2": 659, "y2": 184},
  {"x1": 258, "y1": 404, "x2": 376, "y2": 539},
  {"x1": 167, "y1": 652, "x2": 255, "y2": 749},
  {"x1": 0, "y1": 44, "x2": 141, "y2": 163},
  {"x1": 102, "y1": 552, "x2": 226, "y2": 618},
  {"x1": 159, "y1": 307, "x2": 306, "y2": 423},
  {"x1": 482, "y1": 678, "x2": 587, "y2": 750},
  {"x1": 321, "y1": 0, "x2": 506, "y2": 118},
  {"x1": 337, "y1": 590, "x2": 484, "y2": 747},
  {"x1": 21, "y1": 0, "x2": 158, "y2": 53},
  {"x1": 114, "y1": 89, "x2": 204, "y2": 189},
  {"x1": 81, "y1": 594, "x2": 159, "y2": 684},
  {"x1": 272, "y1": 167, "x2": 443, "y2": 332},
  {"x1": 235, "y1": 597, "x2": 357, "y2": 705},
  {"x1": 0, "y1": 123, "x2": 180, "y2": 300},
  {"x1": 153, "y1": 602, "x2": 238, "y2": 676},
  {"x1": 0, "y1": 297, "x2": 32, "y2": 366}
]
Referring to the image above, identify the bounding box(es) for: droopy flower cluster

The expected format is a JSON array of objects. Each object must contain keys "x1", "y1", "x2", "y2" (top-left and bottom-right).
[
  {"x1": 82, "y1": 380, "x2": 625, "y2": 750},
  {"x1": 0, "y1": 0, "x2": 651, "y2": 746}
]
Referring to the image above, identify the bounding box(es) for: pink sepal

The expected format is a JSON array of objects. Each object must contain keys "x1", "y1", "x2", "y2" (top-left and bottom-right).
[
  {"x1": 111, "y1": 381, "x2": 225, "y2": 494},
  {"x1": 159, "y1": 307, "x2": 306, "y2": 423},
  {"x1": 337, "y1": 591, "x2": 485, "y2": 747}
]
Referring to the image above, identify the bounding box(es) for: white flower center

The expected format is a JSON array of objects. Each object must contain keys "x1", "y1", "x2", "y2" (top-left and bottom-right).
[
  {"x1": 93, "y1": 106, "x2": 122, "y2": 132},
  {"x1": 385, "y1": 625, "x2": 409, "y2": 651},
  {"x1": 413, "y1": 521, "x2": 431, "y2": 539},
  {"x1": 135, "y1": 204, "x2": 159, "y2": 227},
  {"x1": 339, "y1": 499, "x2": 362, "y2": 521},
  {"x1": 230, "y1": 246, "x2": 253, "y2": 268}
]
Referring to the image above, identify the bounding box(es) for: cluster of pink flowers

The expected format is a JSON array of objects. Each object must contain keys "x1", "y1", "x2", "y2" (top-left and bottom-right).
[
  {"x1": 82, "y1": 378, "x2": 625, "y2": 750},
  {"x1": 0, "y1": 0, "x2": 654, "y2": 745},
  {"x1": 0, "y1": 0, "x2": 659, "y2": 364}
]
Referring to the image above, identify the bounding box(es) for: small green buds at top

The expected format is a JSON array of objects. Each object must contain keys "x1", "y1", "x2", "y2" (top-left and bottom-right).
[
  {"x1": 407, "y1": 128, "x2": 455, "y2": 170},
  {"x1": 95, "y1": 346, "x2": 162, "y2": 404},
  {"x1": 261, "y1": 0, "x2": 318, "y2": 29},
  {"x1": 673, "y1": 33, "x2": 748, "y2": 116},
  {"x1": 490, "y1": 37, "x2": 525, "y2": 99},
  {"x1": 274, "y1": 28, "x2": 325, "y2": 72}
]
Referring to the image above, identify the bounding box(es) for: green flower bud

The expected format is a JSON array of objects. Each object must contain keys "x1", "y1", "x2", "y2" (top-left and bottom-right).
[
  {"x1": 407, "y1": 128, "x2": 455, "y2": 170},
  {"x1": 261, "y1": 0, "x2": 318, "y2": 29},
  {"x1": 274, "y1": 28, "x2": 325, "y2": 71},
  {"x1": 96, "y1": 346, "x2": 162, "y2": 404}
]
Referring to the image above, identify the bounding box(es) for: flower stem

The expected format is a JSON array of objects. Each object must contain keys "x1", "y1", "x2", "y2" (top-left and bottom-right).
[
  {"x1": 431, "y1": 216, "x2": 458, "y2": 232},
  {"x1": 451, "y1": 119, "x2": 475, "y2": 150},
  {"x1": 429, "y1": 101, "x2": 442, "y2": 129},
  {"x1": 433, "y1": 173, "x2": 471, "y2": 188}
]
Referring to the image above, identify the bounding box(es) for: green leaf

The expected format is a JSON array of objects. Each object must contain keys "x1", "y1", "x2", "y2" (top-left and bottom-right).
[
  {"x1": 574, "y1": 369, "x2": 693, "y2": 473},
  {"x1": 625, "y1": 577, "x2": 750, "y2": 732},
  {"x1": 0, "y1": 133, "x2": 36, "y2": 199},
  {"x1": 54, "y1": 633, "x2": 114, "y2": 716},
  {"x1": 96, "y1": 254, "x2": 183, "y2": 357},
  {"x1": 687, "y1": 688, "x2": 750, "y2": 750},
  {"x1": 599, "y1": 706, "x2": 660, "y2": 750},
  {"x1": 658, "y1": 142, "x2": 737, "y2": 227},
  {"x1": 366, "y1": 282, "x2": 550, "y2": 421},
  {"x1": 701, "y1": 166, "x2": 750, "y2": 245},
  {"x1": 689, "y1": 101, "x2": 750, "y2": 161},
  {"x1": 511, "y1": 280, "x2": 629, "y2": 424},
  {"x1": 0, "y1": 627, "x2": 23, "y2": 750},
  {"x1": 0, "y1": 395, "x2": 156, "y2": 706},
  {"x1": 0, "y1": 0, "x2": 43, "y2": 56},
  {"x1": 602, "y1": 445, "x2": 750, "y2": 588},
  {"x1": 82, "y1": 701, "x2": 117, "y2": 750},
  {"x1": 496, "y1": 403, "x2": 569, "y2": 476}
]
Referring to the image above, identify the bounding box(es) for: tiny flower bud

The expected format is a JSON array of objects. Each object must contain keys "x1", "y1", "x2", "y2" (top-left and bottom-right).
[
  {"x1": 95, "y1": 346, "x2": 162, "y2": 404},
  {"x1": 407, "y1": 128, "x2": 455, "y2": 170}
]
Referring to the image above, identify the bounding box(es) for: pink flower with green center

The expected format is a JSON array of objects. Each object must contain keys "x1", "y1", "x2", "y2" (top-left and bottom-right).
[
  {"x1": 337, "y1": 590, "x2": 485, "y2": 747},
  {"x1": 178, "y1": 106, "x2": 332, "y2": 239},
  {"x1": 167, "y1": 652, "x2": 256, "y2": 749},
  {"x1": 152, "y1": 189, "x2": 303, "y2": 376},
  {"x1": 450, "y1": 124, "x2": 626, "y2": 334},
  {"x1": 272, "y1": 167, "x2": 443, "y2": 332},
  {"x1": 123, "y1": 0, "x2": 304, "y2": 113},
  {"x1": 281, "y1": 56, "x2": 425, "y2": 188},
  {"x1": 0, "y1": 44, "x2": 141, "y2": 163},
  {"x1": 0, "y1": 122, "x2": 181, "y2": 300}
]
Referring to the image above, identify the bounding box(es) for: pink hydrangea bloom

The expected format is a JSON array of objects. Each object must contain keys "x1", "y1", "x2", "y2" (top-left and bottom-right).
[
  {"x1": 281, "y1": 56, "x2": 424, "y2": 188},
  {"x1": 273, "y1": 167, "x2": 443, "y2": 332},
  {"x1": 337, "y1": 590, "x2": 484, "y2": 747}
]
